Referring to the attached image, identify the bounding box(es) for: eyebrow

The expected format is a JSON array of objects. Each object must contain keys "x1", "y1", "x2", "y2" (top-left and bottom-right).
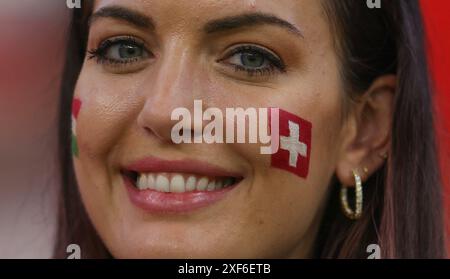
[
  {"x1": 89, "y1": 7, "x2": 303, "y2": 39},
  {"x1": 89, "y1": 6, "x2": 154, "y2": 30},
  {"x1": 204, "y1": 13, "x2": 304, "y2": 38}
]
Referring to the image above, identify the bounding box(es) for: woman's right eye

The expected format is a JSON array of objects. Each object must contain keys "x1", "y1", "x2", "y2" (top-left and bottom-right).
[{"x1": 88, "y1": 36, "x2": 152, "y2": 69}]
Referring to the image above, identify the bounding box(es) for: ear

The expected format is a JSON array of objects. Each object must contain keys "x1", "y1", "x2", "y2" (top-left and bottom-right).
[{"x1": 336, "y1": 75, "x2": 396, "y2": 186}]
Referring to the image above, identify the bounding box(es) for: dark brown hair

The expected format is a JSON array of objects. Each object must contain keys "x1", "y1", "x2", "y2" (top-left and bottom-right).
[{"x1": 54, "y1": 0, "x2": 446, "y2": 258}]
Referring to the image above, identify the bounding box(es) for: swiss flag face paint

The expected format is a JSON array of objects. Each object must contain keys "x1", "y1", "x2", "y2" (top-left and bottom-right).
[
  {"x1": 71, "y1": 98, "x2": 82, "y2": 157},
  {"x1": 270, "y1": 109, "x2": 312, "y2": 179}
]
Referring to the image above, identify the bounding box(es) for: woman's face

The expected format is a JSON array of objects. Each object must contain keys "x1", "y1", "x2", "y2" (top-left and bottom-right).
[{"x1": 74, "y1": 0, "x2": 345, "y2": 258}]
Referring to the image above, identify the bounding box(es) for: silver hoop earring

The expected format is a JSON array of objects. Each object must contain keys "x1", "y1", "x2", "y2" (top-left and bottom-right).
[{"x1": 340, "y1": 170, "x2": 363, "y2": 220}]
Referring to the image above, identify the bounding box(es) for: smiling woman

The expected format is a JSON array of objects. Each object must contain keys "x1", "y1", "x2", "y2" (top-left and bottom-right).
[{"x1": 54, "y1": 0, "x2": 446, "y2": 259}]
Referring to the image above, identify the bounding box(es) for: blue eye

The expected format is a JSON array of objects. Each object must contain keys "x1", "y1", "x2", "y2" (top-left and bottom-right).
[
  {"x1": 88, "y1": 36, "x2": 151, "y2": 65},
  {"x1": 233, "y1": 51, "x2": 266, "y2": 68},
  {"x1": 220, "y1": 45, "x2": 286, "y2": 76},
  {"x1": 109, "y1": 43, "x2": 144, "y2": 60},
  {"x1": 243, "y1": 52, "x2": 265, "y2": 67}
]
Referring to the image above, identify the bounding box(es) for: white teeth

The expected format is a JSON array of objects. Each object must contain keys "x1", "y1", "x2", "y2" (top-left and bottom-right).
[
  {"x1": 132, "y1": 172, "x2": 237, "y2": 193},
  {"x1": 185, "y1": 176, "x2": 197, "y2": 192},
  {"x1": 207, "y1": 180, "x2": 216, "y2": 191},
  {"x1": 197, "y1": 177, "x2": 209, "y2": 191},
  {"x1": 155, "y1": 174, "x2": 170, "y2": 192},
  {"x1": 137, "y1": 174, "x2": 148, "y2": 190},
  {"x1": 170, "y1": 175, "x2": 185, "y2": 193},
  {"x1": 147, "y1": 174, "x2": 155, "y2": 190}
]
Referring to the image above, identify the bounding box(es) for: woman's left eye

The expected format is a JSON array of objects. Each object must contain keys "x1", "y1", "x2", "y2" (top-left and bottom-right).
[{"x1": 219, "y1": 45, "x2": 286, "y2": 76}]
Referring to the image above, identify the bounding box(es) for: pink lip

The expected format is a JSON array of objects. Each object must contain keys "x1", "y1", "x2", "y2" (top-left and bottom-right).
[{"x1": 122, "y1": 157, "x2": 243, "y2": 214}]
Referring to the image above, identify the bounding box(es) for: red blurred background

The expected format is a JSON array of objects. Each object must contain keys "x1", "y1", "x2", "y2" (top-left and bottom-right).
[{"x1": 421, "y1": 0, "x2": 450, "y2": 250}]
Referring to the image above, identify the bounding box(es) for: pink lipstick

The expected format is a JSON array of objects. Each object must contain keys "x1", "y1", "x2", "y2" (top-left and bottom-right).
[{"x1": 122, "y1": 157, "x2": 243, "y2": 213}]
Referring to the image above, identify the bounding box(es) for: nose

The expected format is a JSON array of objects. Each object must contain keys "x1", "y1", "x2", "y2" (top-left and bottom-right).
[{"x1": 137, "y1": 42, "x2": 197, "y2": 142}]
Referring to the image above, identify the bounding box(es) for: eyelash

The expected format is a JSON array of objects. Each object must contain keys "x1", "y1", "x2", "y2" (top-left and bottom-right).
[
  {"x1": 219, "y1": 45, "x2": 286, "y2": 77},
  {"x1": 87, "y1": 38, "x2": 286, "y2": 77},
  {"x1": 87, "y1": 36, "x2": 150, "y2": 66}
]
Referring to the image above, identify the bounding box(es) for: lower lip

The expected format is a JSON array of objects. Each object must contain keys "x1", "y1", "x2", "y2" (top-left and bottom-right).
[{"x1": 123, "y1": 176, "x2": 237, "y2": 214}]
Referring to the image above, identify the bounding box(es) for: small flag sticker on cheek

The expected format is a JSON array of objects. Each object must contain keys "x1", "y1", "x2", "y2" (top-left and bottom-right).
[
  {"x1": 270, "y1": 109, "x2": 312, "y2": 178},
  {"x1": 71, "y1": 98, "x2": 82, "y2": 157}
]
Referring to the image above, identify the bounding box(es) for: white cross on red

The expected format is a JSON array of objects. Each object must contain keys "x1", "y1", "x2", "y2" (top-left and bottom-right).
[{"x1": 279, "y1": 121, "x2": 308, "y2": 167}]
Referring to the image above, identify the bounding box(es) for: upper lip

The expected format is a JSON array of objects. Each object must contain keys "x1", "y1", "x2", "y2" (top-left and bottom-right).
[{"x1": 123, "y1": 156, "x2": 243, "y2": 179}]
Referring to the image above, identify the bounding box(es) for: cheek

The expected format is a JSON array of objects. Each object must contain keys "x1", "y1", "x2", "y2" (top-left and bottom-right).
[
  {"x1": 73, "y1": 73, "x2": 142, "y2": 161},
  {"x1": 72, "y1": 72, "x2": 146, "y2": 238},
  {"x1": 72, "y1": 71, "x2": 143, "y2": 203},
  {"x1": 248, "y1": 75, "x2": 343, "y2": 246}
]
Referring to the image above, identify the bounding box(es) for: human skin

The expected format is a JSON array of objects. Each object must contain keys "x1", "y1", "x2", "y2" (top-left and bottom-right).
[{"x1": 73, "y1": 0, "x2": 394, "y2": 258}]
